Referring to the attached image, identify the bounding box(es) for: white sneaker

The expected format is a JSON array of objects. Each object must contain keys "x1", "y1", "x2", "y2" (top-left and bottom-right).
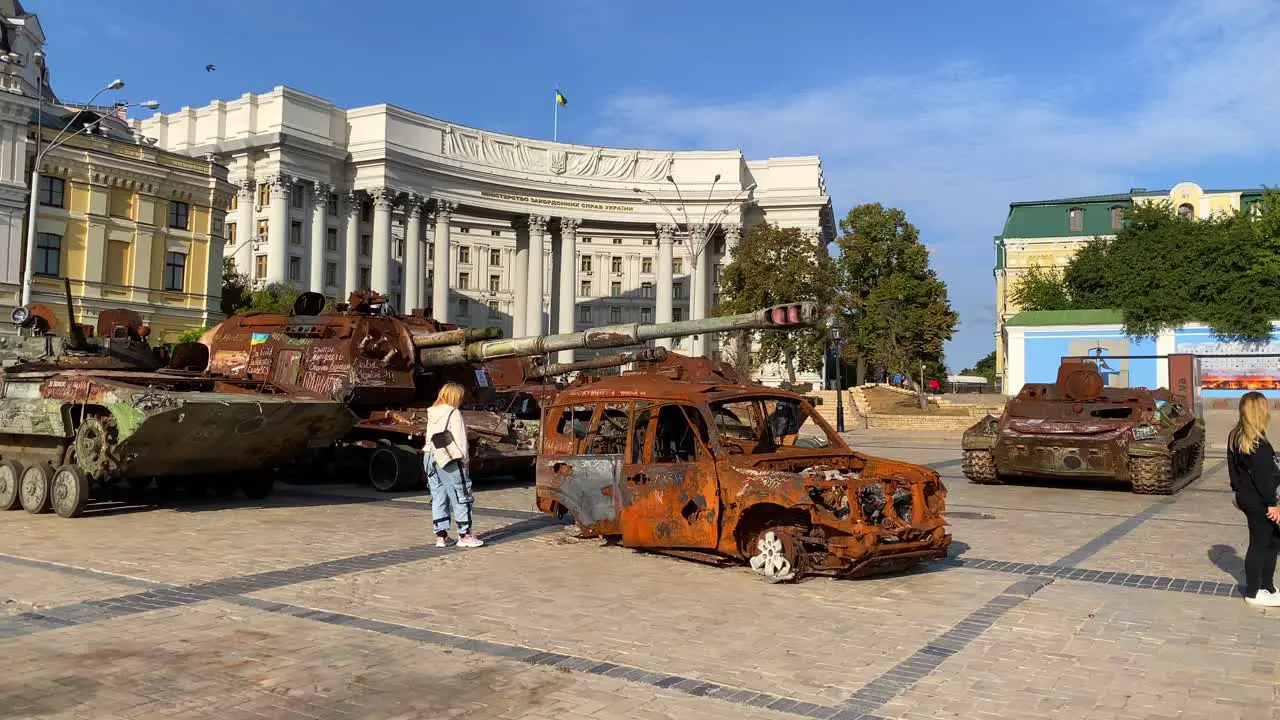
[
  {"x1": 457, "y1": 534, "x2": 485, "y2": 548},
  {"x1": 435, "y1": 536, "x2": 452, "y2": 548},
  {"x1": 1246, "y1": 589, "x2": 1280, "y2": 607}
]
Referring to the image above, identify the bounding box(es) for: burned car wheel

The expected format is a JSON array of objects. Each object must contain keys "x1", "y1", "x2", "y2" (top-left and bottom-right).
[
  {"x1": 962, "y1": 450, "x2": 1001, "y2": 485},
  {"x1": 748, "y1": 526, "x2": 803, "y2": 583}
]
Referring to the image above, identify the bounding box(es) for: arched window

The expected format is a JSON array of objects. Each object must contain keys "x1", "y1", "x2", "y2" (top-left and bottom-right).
[
  {"x1": 1068, "y1": 207, "x2": 1084, "y2": 232},
  {"x1": 1110, "y1": 207, "x2": 1124, "y2": 231},
  {"x1": 1177, "y1": 203, "x2": 1195, "y2": 219}
]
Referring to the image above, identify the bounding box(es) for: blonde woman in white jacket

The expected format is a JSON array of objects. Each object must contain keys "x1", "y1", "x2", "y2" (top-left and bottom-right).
[{"x1": 423, "y1": 382, "x2": 483, "y2": 548}]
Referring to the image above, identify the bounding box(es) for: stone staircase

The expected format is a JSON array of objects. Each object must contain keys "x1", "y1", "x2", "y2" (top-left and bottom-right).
[{"x1": 845, "y1": 383, "x2": 1006, "y2": 433}]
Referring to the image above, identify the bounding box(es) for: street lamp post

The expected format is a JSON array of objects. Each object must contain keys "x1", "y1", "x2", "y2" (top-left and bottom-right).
[
  {"x1": 20, "y1": 64, "x2": 158, "y2": 306},
  {"x1": 827, "y1": 316, "x2": 845, "y2": 433}
]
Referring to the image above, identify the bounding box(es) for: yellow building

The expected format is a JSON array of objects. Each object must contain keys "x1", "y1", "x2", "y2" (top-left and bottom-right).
[
  {"x1": 993, "y1": 181, "x2": 1266, "y2": 385},
  {"x1": 18, "y1": 111, "x2": 234, "y2": 343}
]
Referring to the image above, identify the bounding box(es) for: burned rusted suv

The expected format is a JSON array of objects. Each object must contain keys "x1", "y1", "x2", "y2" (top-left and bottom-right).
[{"x1": 534, "y1": 354, "x2": 952, "y2": 582}]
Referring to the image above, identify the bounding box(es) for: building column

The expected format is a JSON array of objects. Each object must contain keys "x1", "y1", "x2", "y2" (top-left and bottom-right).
[
  {"x1": 308, "y1": 182, "x2": 330, "y2": 293},
  {"x1": 232, "y1": 176, "x2": 255, "y2": 275},
  {"x1": 206, "y1": 202, "x2": 229, "y2": 317},
  {"x1": 556, "y1": 217, "x2": 580, "y2": 362},
  {"x1": 655, "y1": 223, "x2": 675, "y2": 349},
  {"x1": 525, "y1": 214, "x2": 548, "y2": 335},
  {"x1": 404, "y1": 194, "x2": 424, "y2": 313},
  {"x1": 719, "y1": 223, "x2": 742, "y2": 362},
  {"x1": 369, "y1": 187, "x2": 395, "y2": 295},
  {"x1": 266, "y1": 173, "x2": 291, "y2": 284},
  {"x1": 432, "y1": 200, "x2": 454, "y2": 321},
  {"x1": 512, "y1": 219, "x2": 529, "y2": 337},
  {"x1": 689, "y1": 224, "x2": 711, "y2": 356},
  {"x1": 343, "y1": 190, "x2": 361, "y2": 294}
]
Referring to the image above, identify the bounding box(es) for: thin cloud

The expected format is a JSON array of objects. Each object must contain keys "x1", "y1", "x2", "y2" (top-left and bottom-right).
[{"x1": 587, "y1": 0, "x2": 1280, "y2": 367}]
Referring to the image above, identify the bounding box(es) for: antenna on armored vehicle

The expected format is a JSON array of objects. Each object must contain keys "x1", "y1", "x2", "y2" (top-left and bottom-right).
[{"x1": 62, "y1": 278, "x2": 89, "y2": 351}]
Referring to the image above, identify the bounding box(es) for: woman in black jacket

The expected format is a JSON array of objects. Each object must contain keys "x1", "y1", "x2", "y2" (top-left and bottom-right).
[{"x1": 1228, "y1": 391, "x2": 1280, "y2": 607}]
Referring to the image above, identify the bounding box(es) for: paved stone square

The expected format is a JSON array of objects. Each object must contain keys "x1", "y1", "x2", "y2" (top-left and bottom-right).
[{"x1": 2, "y1": 436, "x2": 1276, "y2": 720}]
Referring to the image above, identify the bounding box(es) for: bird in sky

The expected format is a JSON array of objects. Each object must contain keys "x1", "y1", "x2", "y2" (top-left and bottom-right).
[{"x1": 205, "y1": 64, "x2": 216, "y2": 72}]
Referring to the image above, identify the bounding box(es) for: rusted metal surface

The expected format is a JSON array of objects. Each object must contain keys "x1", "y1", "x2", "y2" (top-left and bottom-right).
[
  {"x1": 534, "y1": 352, "x2": 952, "y2": 582},
  {"x1": 197, "y1": 291, "x2": 815, "y2": 490},
  {"x1": 961, "y1": 358, "x2": 1205, "y2": 494},
  {"x1": 526, "y1": 347, "x2": 667, "y2": 380}
]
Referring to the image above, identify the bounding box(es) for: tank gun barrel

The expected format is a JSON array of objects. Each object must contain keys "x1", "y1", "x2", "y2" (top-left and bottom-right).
[
  {"x1": 526, "y1": 347, "x2": 667, "y2": 380},
  {"x1": 410, "y1": 326, "x2": 502, "y2": 349},
  {"x1": 418, "y1": 303, "x2": 815, "y2": 367}
]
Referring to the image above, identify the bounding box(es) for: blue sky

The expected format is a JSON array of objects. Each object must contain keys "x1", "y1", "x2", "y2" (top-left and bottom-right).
[{"x1": 33, "y1": 0, "x2": 1280, "y2": 369}]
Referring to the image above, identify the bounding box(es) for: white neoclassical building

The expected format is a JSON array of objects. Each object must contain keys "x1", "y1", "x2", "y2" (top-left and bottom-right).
[{"x1": 134, "y1": 86, "x2": 833, "y2": 381}]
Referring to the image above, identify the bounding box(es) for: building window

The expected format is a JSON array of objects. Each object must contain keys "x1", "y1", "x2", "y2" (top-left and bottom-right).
[
  {"x1": 229, "y1": 194, "x2": 238, "y2": 211},
  {"x1": 580, "y1": 256, "x2": 592, "y2": 273},
  {"x1": 714, "y1": 237, "x2": 725, "y2": 254},
  {"x1": 427, "y1": 269, "x2": 433, "y2": 286},
  {"x1": 289, "y1": 256, "x2": 302, "y2": 282},
  {"x1": 578, "y1": 306, "x2": 591, "y2": 323},
  {"x1": 641, "y1": 307, "x2": 652, "y2": 323},
  {"x1": 582, "y1": 236, "x2": 592, "y2": 244},
  {"x1": 641, "y1": 282, "x2": 653, "y2": 298},
  {"x1": 458, "y1": 272, "x2": 470, "y2": 290},
  {"x1": 291, "y1": 185, "x2": 305, "y2": 209},
  {"x1": 579, "y1": 280, "x2": 591, "y2": 296},
  {"x1": 163, "y1": 252, "x2": 186, "y2": 291},
  {"x1": 1109, "y1": 207, "x2": 1124, "y2": 231},
  {"x1": 360, "y1": 200, "x2": 372, "y2": 222},
  {"x1": 254, "y1": 255, "x2": 268, "y2": 279},
  {"x1": 327, "y1": 193, "x2": 338, "y2": 215},
  {"x1": 428, "y1": 242, "x2": 434, "y2": 257},
  {"x1": 673, "y1": 307, "x2": 683, "y2": 322},
  {"x1": 610, "y1": 306, "x2": 622, "y2": 323},
  {"x1": 38, "y1": 176, "x2": 65, "y2": 208},
  {"x1": 459, "y1": 226, "x2": 470, "y2": 234},
  {"x1": 713, "y1": 264, "x2": 722, "y2": 283},
  {"x1": 489, "y1": 248, "x2": 501, "y2": 266},
  {"x1": 611, "y1": 256, "x2": 622, "y2": 273},
  {"x1": 611, "y1": 281, "x2": 622, "y2": 297},
  {"x1": 167, "y1": 201, "x2": 190, "y2": 230},
  {"x1": 457, "y1": 297, "x2": 469, "y2": 315},
  {"x1": 257, "y1": 183, "x2": 270, "y2": 207},
  {"x1": 326, "y1": 227, "x2": 338, "y2": 252},
  {"x1": 290, "y1": 221, "x2": 303, "y2": 245},
  {"x1": 458, "y1": 245, "x2": 471, "y2": 263},
  {"x1": 394, "y1": 239, "x2": 404, "y2": 260},
  {"x1": 397, "y1": 266, "x2": 403, "y2": 285},
  {"x1": 1068, "y1": 207, "x2": 1083, "y2": 232},
  {"x1": 360, "y1": 234, "x2": 371, "y2": 256},
  {"x1": 643, "y1": 237, "x2": 653, "y2": 246},
  {"x1": 326, "y1": 262, "x2": 337, "y2": 287},
  {"x1": 1178, "y1": 203, "x2": 1195, "y2": 219},
  {"x1": 673, "y1": 283, "x2": 684, "y2": 300},
  {"x1": 359, "y1": 267, "x2": 371, "y2": 289},
  {"x1": 490, "y1": 230, "x2": 501, "y2": 237},
  {"x1": 489, "y1": 274, "x2": 501, "y2": 292},
  {"x1": 612, "y1": 238, "x2": 622, "y2": 245},
  {"x1": 642, "y1": 257, "x2": 653, "y2": 274},
  {"x1": 34, "y1": 232, "x2": 60, "y2": 276},
  {"x1": 227, "y1": 223, "x2": 237, "y2": 246},
  {"x1": 256, "y1": 219, "x2": 269, "y2": 242},
  {"x1": 488, "y1": 300, "x2": 500, "y2": 318},
  {"x1": 673, "y1": 258, "x2": 683, "y2": 274}
]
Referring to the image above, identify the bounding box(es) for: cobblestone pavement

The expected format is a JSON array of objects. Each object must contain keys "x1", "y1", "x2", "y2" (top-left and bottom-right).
[{"x1": 2, "y1": 438, "x2": 1277, "y2": 720}]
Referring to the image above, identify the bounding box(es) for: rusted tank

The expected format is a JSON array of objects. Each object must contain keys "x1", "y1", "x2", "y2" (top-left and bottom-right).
[
  {"x1": 961, "y1": 359, "x2": 1205, "y2": 494},
  {"x1": 534, "y1": 352, "x2": 953, "y2": 582},
  {"x1": 197, "y1": 291, "x2": 814, "y2": 492},
  {"x1": 0, "y1": 282, "x2": 358, "y2": 518}
]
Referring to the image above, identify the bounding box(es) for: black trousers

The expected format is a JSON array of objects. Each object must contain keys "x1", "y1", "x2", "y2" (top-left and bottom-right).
[{"x1": 1243, "y1": 508, "x2": 1280, "y2": 597}]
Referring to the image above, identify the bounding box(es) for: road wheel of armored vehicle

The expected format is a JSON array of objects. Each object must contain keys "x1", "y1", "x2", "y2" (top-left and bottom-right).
[
  {"x1": 369, "y1": 445, "x2": 422, "y2": 492},
  {"x1": 19, "y1": 464, "x2": 53, "y2": 514},
  {"x1": 240, "y1": 474, "x2": 275, "y2": 500},
  {"x1": 74, "y1": 416, "x2": 118, "y2": 479},
  {"x1": 0, "y1": 459, "x2": 23, "y2": 511},
  {"x1": 748, "y1": 526, "x2": 803, "y2": 583},
  {"x1": 962, "y1": 450, "x2": 1002, "y2": 485},
  {"x1": 51, "y1": 465, "x2": 90, "y2": 519},
  {"x1": 1130, "y1": 455, "x2": 1174, "y2": 495}
]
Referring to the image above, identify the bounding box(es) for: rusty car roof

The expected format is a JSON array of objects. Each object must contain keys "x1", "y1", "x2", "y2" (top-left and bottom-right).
[{"x1": 551, "y1": 374, "x2": 808, "y2": 404}]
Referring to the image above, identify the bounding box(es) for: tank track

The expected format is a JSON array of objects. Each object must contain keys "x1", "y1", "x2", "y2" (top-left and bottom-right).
[
  {"x1": 962, "y1": 450, "x2": 1002, "y2": 485},
  {"x1": 1129, "y1": 440, "x2": 1204, "y2": 495}
]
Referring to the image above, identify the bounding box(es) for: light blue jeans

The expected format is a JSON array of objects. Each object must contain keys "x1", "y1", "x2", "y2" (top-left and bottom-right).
[{"x1": 424, "y1": 453, "x2": 472, "y2": 536}]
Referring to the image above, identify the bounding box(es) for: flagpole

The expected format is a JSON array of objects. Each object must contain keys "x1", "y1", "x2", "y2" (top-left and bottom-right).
[{"x1": 553, "y1": 87, "x2": 559, "y2": 142}]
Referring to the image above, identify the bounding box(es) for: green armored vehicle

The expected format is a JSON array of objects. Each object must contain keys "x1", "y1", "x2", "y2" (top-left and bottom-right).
[{"x1": 0, "y1": 284, "x2": 357, "y2": 518}]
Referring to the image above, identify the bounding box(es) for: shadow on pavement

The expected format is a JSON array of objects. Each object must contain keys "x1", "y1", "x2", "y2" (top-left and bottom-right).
[{"x1": 1208, "y1": 543, "x2": 1246, "y2": 587}]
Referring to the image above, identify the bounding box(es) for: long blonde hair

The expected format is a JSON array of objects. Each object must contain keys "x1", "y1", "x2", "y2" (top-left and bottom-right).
[
  {"x1": 1230, "y1": 391, "x2": 1270, "y2": 454},
  {"x1": 434, "y1": 382, "x2": 466, "y2": 408}
]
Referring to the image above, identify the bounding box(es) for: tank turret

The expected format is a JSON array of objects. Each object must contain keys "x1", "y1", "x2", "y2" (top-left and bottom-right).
[{"x1": 2, "y1": 279, "x2": 160, "y2": 372}]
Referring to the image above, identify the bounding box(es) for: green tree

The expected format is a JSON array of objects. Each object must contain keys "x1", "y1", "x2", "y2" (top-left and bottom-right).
[
  {"x1": 714, "y1": 223, "x2": 835, "y2": 382},
  {"x1": 834, "y1": 203, "x2": 958, "y2": 407},
  {"x1": 961, "y1": 350, "x2": 997, "y2": 382},
  {"x1": 246, "y1": 282, "x2": 302, "y2": 314},
  {"x1": 176, "y1": 326, "x2": 209, "y2": 344},
  {"x1": 220, "y1": 258, "x2": 253, "y2": 316},
  {"x1": 1008, "y1": 264, "x2": 1073, "y2": 312}
]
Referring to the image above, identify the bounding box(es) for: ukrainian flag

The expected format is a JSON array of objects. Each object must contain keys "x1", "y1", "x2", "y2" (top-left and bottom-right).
[{"x1": 555, "y1": 89, "x2": 568, "y2": 107}]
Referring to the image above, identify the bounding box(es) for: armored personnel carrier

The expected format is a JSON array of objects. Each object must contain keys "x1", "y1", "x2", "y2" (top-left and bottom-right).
[
  {"x1": 961, "y1": 359, "x2": 1204, "y2": 494},
  {"x1": 535, "y1": 350, "x2": 953, "y2": 582},
  {"x1": 0, "y1": 283, "x2": 358, "y2": 518},
  {"x1": 197, "y1": 292, "x2": 814, "y2": 491}
]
